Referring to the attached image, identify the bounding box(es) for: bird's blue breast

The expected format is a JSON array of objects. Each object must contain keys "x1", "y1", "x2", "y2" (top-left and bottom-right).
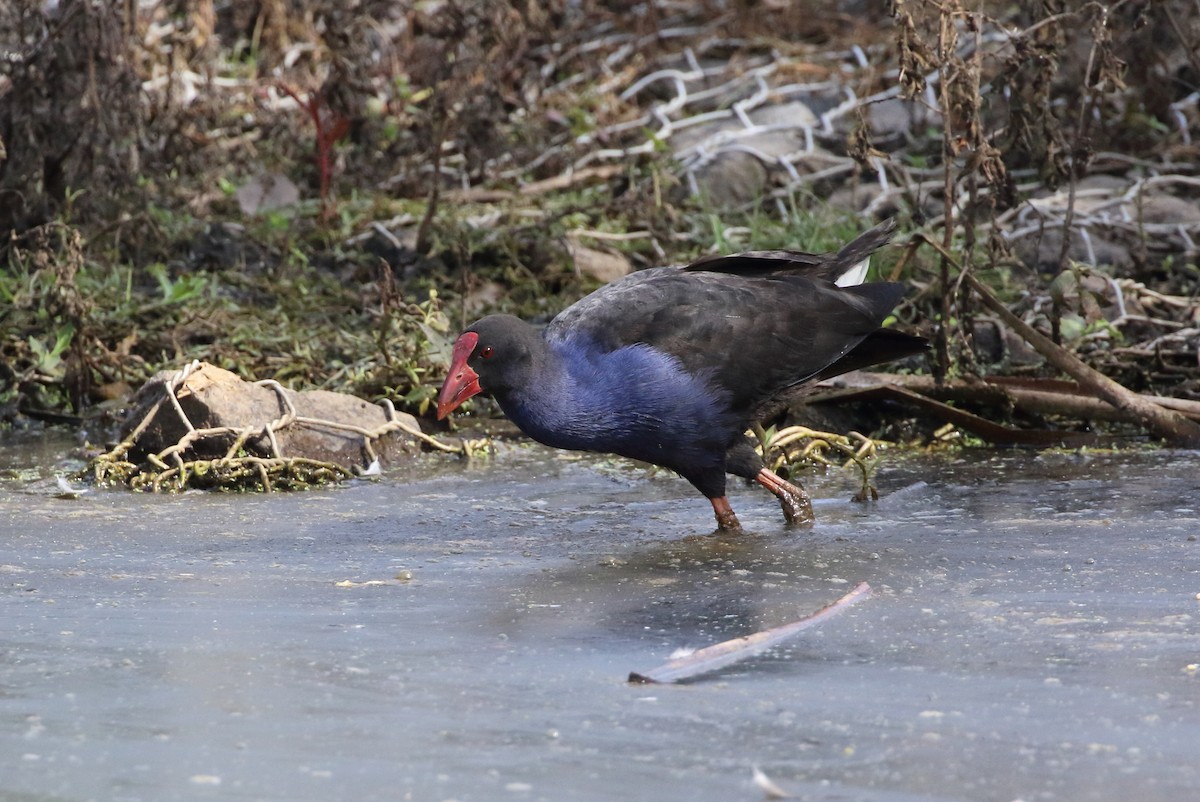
[{"x1": 498, "y1": 337, "x2": 736, "y2": 472}]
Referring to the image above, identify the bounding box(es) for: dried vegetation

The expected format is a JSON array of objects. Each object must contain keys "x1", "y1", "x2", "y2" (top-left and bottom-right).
[{"x1": 0, "y1": 0, "x2": 1198, "y2": 450}]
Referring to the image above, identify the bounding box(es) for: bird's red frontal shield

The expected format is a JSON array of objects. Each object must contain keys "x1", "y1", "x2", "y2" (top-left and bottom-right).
[{"x1": 436, "y1": 331, "x2": 482, "y2": 420}]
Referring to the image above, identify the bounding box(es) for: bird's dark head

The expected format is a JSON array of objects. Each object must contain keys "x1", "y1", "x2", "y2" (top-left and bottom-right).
[{"x1": 436, "y1": 314, "x2": 540, "y2": 420}]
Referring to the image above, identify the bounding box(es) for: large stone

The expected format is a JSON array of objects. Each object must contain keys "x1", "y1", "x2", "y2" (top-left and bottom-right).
[
  {"x1": 863, "y1": 96, "x2": 942, "y2": 147},
  {"x1": 671, "y1": 100, "x2": 819, "y2": 156},
  {"x1": 120, "y1": 362, "x2": 422, "y2": 471},
  {"x1": 671, "y1": 100, "x2": 820, "y2": 208},
  {"x1": 1010, "y1": 227, "x2": 1133, "y2": 273},
  {"x1": 684, "y1": 150, "x2": 770, "y2": 208},
  {"x1": 1134, "y1": 193, "x2": 1200, "y2": 225}
]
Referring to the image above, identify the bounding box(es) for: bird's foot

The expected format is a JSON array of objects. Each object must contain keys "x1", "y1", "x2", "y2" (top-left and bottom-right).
[
  {"x1": 756, "y1": 468, "x2": 814, "y2": 527},
  {"x1": 778, "y1": 492, "x2": 814, "y2": 526},
  {"x1": 709, "y1": 496, "x2": 743, "y2": 532}
]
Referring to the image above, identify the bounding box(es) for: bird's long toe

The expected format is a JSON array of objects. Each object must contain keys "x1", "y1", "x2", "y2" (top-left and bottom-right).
[{"x1": 756, "y1": 468, "x2": 814, "y2": 526}]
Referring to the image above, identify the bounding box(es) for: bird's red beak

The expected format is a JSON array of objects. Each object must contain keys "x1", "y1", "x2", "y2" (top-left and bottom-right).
[{"x1": 436, "y1": 331, "x2": 482, "y2": 420}]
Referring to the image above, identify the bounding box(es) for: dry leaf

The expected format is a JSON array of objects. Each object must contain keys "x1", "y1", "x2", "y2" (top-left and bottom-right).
[{"x1": 567, "y1": 237, "x2": 632, "y2": 284}]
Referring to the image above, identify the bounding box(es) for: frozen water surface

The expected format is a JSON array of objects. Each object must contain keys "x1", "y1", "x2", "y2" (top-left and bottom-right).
[{"x1": 1, "y1": 432, "x2": 1198, "y2": 801}]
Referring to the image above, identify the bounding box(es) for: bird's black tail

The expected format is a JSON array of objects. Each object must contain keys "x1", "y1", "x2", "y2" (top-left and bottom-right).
[
  {"x1": 817, "y1": 328, "x2": 929, "y2": 380},
  {"x1": 827, "y1": 218, "x2": 898, "y2": 281}
]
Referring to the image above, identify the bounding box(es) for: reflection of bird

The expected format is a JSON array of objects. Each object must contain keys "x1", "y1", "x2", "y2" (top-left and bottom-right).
[{"x1": 437, "y1": 219, "x2": 927, "y2": 531}]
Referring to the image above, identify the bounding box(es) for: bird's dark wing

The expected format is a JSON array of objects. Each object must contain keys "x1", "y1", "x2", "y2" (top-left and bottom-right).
[
  {"x1": 682, "y1": 218, "x2": 897, "y2": 281},
  {"x1": 546, "y1": 266, "x2": 908, "y2": 416}
]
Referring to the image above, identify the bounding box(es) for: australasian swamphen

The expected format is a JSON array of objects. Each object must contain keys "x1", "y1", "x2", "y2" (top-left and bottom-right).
[{"x1": 437, "y1": 218, "x2": 927, "y2": 531}]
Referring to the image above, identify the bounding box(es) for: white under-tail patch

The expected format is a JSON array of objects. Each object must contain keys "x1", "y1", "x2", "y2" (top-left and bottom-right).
[{"x1": 834, "y1": 256, "x2": 871, "y2": 287}]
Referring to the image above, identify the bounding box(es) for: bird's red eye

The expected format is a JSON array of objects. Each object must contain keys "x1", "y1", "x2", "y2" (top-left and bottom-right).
[{"x1": 479, "y1": 346, "x2": 494, "y2": 359}]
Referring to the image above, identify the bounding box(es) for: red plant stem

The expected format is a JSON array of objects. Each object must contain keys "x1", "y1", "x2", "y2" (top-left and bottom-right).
[{"x1": 277, "y1": 83, "x2": 344, "y2": 217}]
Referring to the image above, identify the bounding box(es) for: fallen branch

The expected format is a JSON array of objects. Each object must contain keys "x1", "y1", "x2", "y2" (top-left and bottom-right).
[
  {"x1": 813, "y1": 372, "x2": 1200, "y2": 441},
  {"x1": 983, "y1": 376, "x2": 1200, "y2": 422},
  {"x1": 628, "y1": 581, "x2": 872, "y2": 684},
  {"x1": 810, "y1": 381, "x2": 1107, "y2": 447},
  {"x1": 917, "y1": 233, "x2": 1200, "y2": 448}
]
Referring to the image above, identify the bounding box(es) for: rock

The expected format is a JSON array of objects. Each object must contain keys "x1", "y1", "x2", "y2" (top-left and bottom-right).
[
  {"x1": 825, "y1": 180, "x2": 922, "y2": 218},
  {"x1": 825, "y1": 182, "x2": 875, "y2": 213},
  {"x1": 747, "y1": 99, "x2": 820, "y2": 130},
  {"x1": 671, "y1": 100, "x2": 818, "y2": 156},
  {"x1": 1133, "y1": 193, "x2": 1200, "y2": 225},
  {"x1": 862, "y1": 96, "x2": 941, "y2": 149},
  {"x1": 671, "y1": 100, "x2": 817, "y2": 208},
  {"x1": 1072, "y1": 173, "x2": 1130, "y2": 192},
  {"x1": 119, "y1": 362, "x2": 421, "y2": 472},
  {"x1": 1009, "y1": 227, "x2": 1133, "y2": 273},
  {"x1": 683, "y1": 150, "x2": 770, "y2": 208}
]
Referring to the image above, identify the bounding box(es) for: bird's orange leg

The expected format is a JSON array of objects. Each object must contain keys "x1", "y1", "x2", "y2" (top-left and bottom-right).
[
  {"x1": 709, "y1": 496, "x2": 742, "y2": 532},
  {"x1": 756, "y1": 468, "x2": 815, "y2": 526}
]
